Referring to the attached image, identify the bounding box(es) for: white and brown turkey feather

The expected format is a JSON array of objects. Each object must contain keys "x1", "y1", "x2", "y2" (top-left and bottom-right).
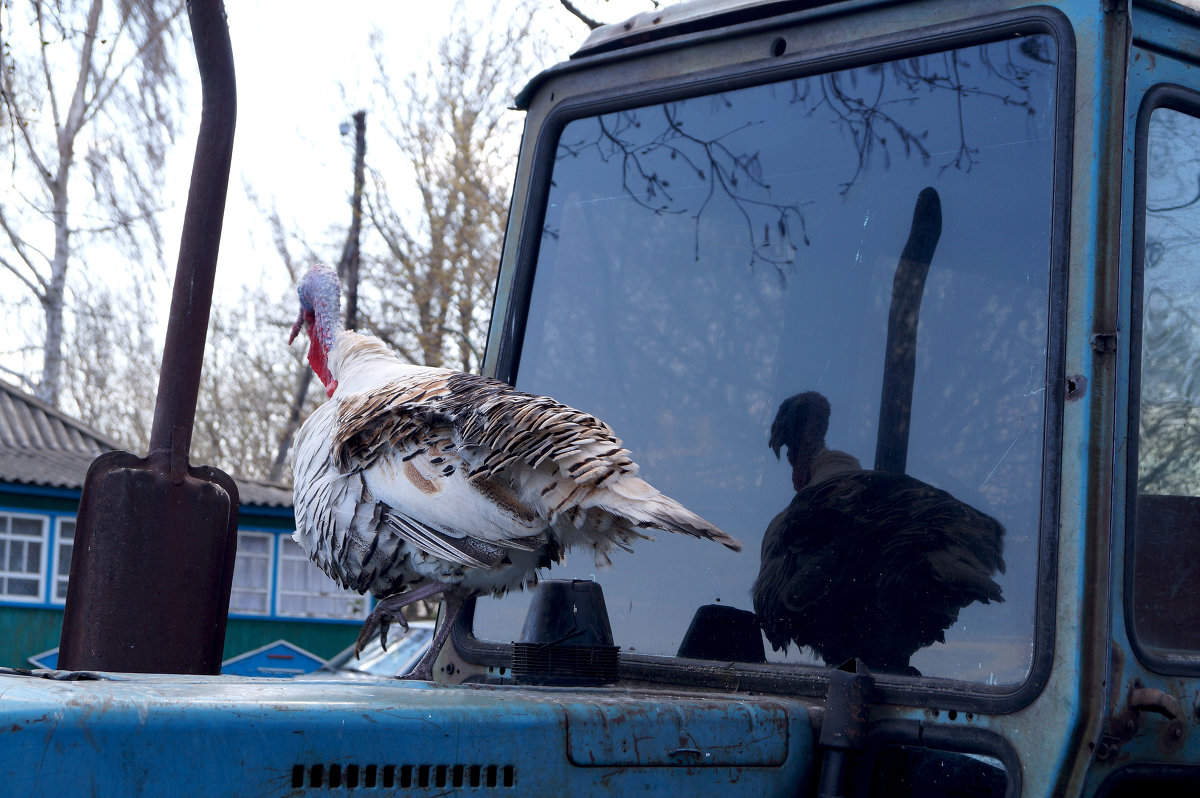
[{"x1": 291, "y1": 332, "x2": 741, "y2": 605}]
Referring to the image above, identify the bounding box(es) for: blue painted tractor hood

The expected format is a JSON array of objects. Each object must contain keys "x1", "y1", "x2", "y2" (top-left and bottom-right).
[{"x1": 0, "y1": 669, "x2": 813, "y2": 796}]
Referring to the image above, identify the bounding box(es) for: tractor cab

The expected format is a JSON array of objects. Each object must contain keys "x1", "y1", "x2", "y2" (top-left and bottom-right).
[{"x1": 3, "y1": 1, "x2": 1200, "y2": 795}]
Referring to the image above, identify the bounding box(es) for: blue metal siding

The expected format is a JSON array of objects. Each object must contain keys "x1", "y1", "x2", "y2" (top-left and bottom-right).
[{"x1": 0, "y1": 510, "x2": 370, "y2": 623}]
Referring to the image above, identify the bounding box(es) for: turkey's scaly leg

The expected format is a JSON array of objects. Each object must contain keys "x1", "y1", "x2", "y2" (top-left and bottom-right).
[{"x1": 403, "y1": 592, "x2": 466, "y2": 682}]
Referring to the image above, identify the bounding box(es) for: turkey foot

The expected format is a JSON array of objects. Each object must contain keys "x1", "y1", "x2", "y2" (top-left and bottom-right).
[{"x1": 355, "y1": 582, "x2": 448, "y2": 658}]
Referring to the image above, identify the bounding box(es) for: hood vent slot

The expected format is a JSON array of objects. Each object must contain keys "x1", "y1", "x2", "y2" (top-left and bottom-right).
[{"x1": 291, "y1": 762, "x2": 515, "y2": 791}]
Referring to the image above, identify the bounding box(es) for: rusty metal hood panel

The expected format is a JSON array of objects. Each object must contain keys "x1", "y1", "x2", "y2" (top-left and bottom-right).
[
  {"x1": 0, "y1": 670, "x2": 813, "y2": 796},
  {"x1": 565, "y1": 696, "x2": 793, "y2": 766}
]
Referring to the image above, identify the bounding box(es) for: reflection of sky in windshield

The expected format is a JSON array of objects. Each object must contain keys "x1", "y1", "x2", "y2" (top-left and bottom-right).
[{"x1": 477, "y1": 36, "x2": 1058, "y2": 684}]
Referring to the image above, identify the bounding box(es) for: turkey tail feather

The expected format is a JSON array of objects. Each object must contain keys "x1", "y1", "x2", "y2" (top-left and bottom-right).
[{"x1": 605, "y1": 489, "x2": 742, "y2": 552}]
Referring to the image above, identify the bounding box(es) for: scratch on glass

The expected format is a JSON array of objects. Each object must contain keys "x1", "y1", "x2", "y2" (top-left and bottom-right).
[
  {"x1": 980, "y1": 436, "x2": 1020, "y2": 488},
  {"x1": 1024, "y1": 365, "x2": 1045, "y2": 397},
  {"x1": 853, "y1": 209, "x2": 873, "y2": 266}
]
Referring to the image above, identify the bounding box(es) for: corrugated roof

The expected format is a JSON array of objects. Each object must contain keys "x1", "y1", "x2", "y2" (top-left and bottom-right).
[
  {"x1": 0, "y1": 380, "x2": 117, "y2": 490},
  {"x1": 233, "y1": 477, "x2": 294, "y2": 509},
  {"x1": 0, "y1": 379, "x2": 292, "y2": 509}
]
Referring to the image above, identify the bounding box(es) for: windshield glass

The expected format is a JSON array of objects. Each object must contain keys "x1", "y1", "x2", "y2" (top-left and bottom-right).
[{"x1": 477, "y1": 33, "x2": 1058, "y2": 684}]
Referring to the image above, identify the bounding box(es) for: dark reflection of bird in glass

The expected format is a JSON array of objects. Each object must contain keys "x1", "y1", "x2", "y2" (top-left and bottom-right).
[{"x1": 752, "y1": 391, "x2": 1006, "y2": 676}]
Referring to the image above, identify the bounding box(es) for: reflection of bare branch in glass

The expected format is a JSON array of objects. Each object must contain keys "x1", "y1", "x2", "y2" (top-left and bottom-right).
[
  {"x1": 550, "y1": 41, "x2": 1042, "y2": 279},
  {"x1": 815, "y1": 46, "x2": 1037, "y2": 191},
  {"x1": 1140, "y1": 402, "x2": 1200, "y2": 494},
  {"x1": 555, "y1": 106, "x2": 809, "y2": 279},
  {"x1": 1147, "y1": 176, "x2": 1200, "y2": 213},
  {"x1": 1139, "y1": 287, "x2": 1200, "y2": 494},
  {"x1": 753, "y1": 392, "x2": 1006, "y2": 676}
]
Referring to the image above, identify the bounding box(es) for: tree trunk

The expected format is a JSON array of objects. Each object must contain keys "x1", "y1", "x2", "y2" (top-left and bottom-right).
[
  {"x1": 35, "y1": 0, "x2": 103, "y2": 406},
  {"x1": 39, "y1": 164, "x2": 74, "y2": 406},
  {"x1": 38, "y1": 264, "x2": 67, "y2": 406},
  {"x1": 339, "y1": 110, "x2": 367, "y2": 332}
]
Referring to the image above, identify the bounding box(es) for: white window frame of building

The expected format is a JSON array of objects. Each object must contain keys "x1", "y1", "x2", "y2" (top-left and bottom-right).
[
  {"x1": 0, "y1": 511, "x2": 49, "y2": 603},
  {"x1": 276, "y1": 535, "x2": 369, "y2": 621},
  {"x1": 51, "y1": 517, "x2": 75, "y2": 604},
  {"x1": 229, "y1": 530, "x2": 274, "y2": 616}
]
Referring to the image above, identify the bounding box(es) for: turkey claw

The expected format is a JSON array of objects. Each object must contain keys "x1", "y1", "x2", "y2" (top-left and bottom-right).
[
  {"x1": 379, "y1": 610, "x2": 410, "y2": 651},
  {"x1": 354, "y1": 601, "x2": 410, "y2": 659}
]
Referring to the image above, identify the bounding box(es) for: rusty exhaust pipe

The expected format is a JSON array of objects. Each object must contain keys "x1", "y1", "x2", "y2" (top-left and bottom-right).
[{"x1": 59, "y1": 0, "x2": 239, "y2": 674}]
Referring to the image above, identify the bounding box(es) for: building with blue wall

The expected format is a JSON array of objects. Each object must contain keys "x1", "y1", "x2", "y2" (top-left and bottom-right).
[{"x1": 0, "y1": 379, "x2": 376, "y2": 674}]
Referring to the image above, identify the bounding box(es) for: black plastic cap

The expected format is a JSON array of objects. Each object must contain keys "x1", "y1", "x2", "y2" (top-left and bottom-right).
[
  {"x1": 513, "y1": 579, "x2": 618, "y2": 685},
  {"x1": 676, "y1": 604, "x2": 766, "y2": 663}
]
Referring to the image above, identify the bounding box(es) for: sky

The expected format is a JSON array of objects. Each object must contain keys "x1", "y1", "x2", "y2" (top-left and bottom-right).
[
  {"x1": 170, "y1": 1, "x2": 549, "y2": 301},
  {"x1": 166, "y1": 0, "x2": 653, "y2": 302},
  {"x1": 0, "y1": 0, "x2": 663, "y2": 385}
]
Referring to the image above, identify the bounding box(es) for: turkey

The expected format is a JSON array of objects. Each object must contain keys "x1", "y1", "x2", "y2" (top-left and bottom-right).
[
  {"x1": 288, "y1": 263, "x2": 742, "y2": 680},
  {"x1": 752, "y1": 391, "x2": 1005, "y2": 676}
]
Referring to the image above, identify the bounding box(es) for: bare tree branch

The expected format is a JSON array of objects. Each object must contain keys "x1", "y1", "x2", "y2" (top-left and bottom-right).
[
  {"x1": 2, "y1": 0, "x2": 185, "y2": 405},
  {"x1": 0, "y1": 208, "x2": 51, "y2": 294},
  {"x1": 0, "y1": 362, "x2": 38, "y2": 392},
  {"x1": 81, "y1": 2, "x2": 185, "y2": 132},
  {"x1": 362, "y1": 5, "x2": 531, "y2": 372},
  {"x1": 34, "y1": 2, "x2": 68, "y2": 135},
  {"x1": 267, "y1": 367, "x2": 313, "y2": 483},
  {"x1": 559, "y1": 0, "x2": 602, "y2": 30},
  {"x1": 59, "y1": 0, "x2": 104, "y2": 163}
]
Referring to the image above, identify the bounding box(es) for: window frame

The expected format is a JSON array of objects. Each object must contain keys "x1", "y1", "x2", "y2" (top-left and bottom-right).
[
  {"x1": 0, "y1": 507, "x2": 373, "y2": 622},
  {"x1": 50, "y1": 516, "x2": 75, "y2": 606},
  {"x1": 0, "y1": 510, "x2": 50, "y2": 604},
  {"x1": 228, "y1": 529, "x2": 275, "y2": 618},
  {"x1": 1125, "y1": 83, "x2": 1200, "y2": 677},
  {"x1": 853, "y1": 720, "x2": 1021, "y2": 798},
  {"x1": 459, "y1": 6, "x2": 1074, "y2": 712},
  {"x1": 275, "y1": 534, "x2": 369, "y2": 622},
  {"x1": 1096, "y1": 763, "x2": 1200, "y2": 797}
]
